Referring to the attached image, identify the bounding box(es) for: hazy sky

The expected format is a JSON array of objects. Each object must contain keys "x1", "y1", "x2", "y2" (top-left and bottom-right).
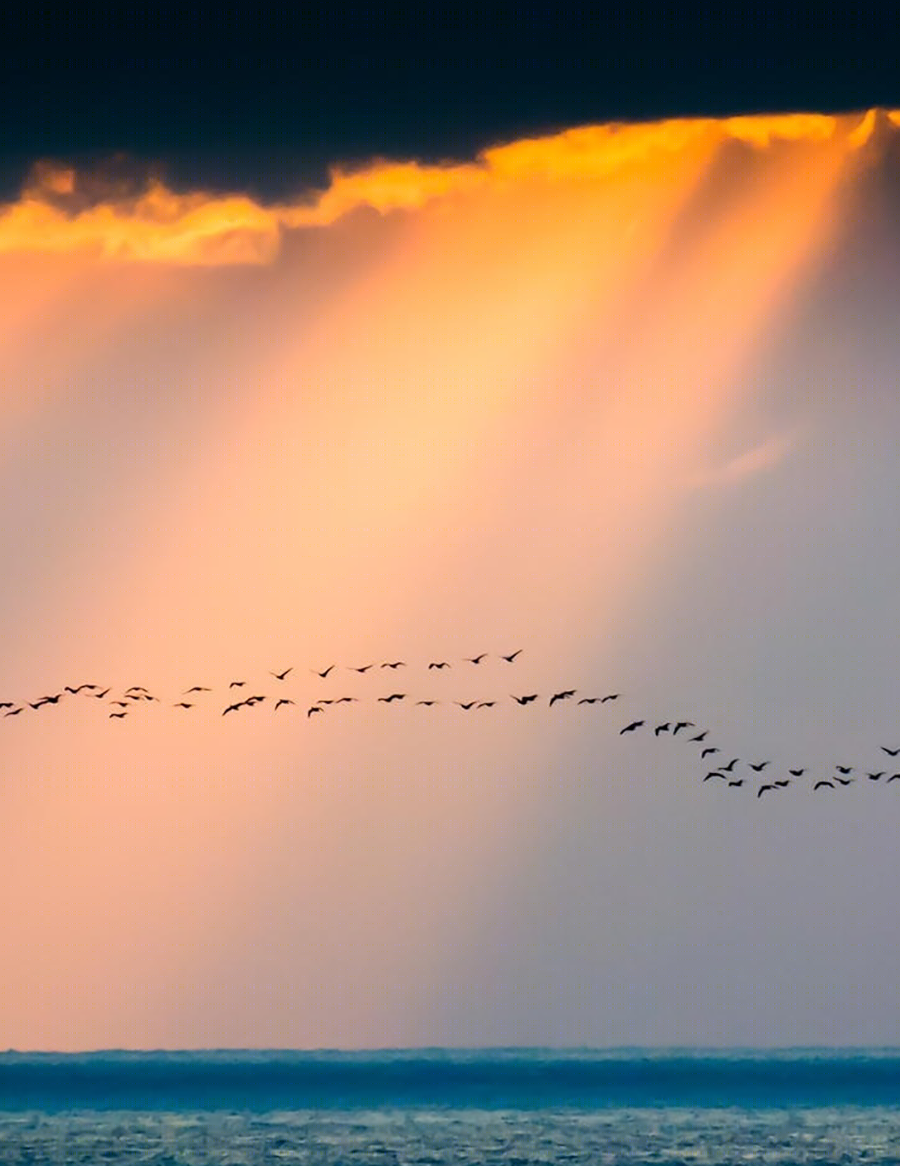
[{"x1": 4, "y1": 106, "x2": 900, "y2": 1050}]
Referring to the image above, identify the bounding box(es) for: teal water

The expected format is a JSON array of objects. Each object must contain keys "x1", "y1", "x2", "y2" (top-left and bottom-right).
[{"x1": 2, "y1": 1050, "x2": 900, "y2": 1163}]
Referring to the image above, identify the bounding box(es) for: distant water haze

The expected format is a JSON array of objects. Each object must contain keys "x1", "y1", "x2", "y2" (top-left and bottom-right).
[{"x1": 3, "y1": 110, "x2": 900, "y2": 1049}]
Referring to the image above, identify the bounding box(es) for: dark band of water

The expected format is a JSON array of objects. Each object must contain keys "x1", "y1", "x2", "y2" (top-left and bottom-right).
[{"x1": 2, "y1": 1049, "x2": 900, "y2": 1112}]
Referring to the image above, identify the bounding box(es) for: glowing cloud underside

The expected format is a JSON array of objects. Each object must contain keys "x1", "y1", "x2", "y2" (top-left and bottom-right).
[{"x1": 1, "y1": 110, "x2": 898, "y2": 1049}]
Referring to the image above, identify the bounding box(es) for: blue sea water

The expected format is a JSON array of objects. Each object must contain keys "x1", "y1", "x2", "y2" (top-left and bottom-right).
[{"x1": 2, "y1": 1049, "x2": 900, "y2": 1163}]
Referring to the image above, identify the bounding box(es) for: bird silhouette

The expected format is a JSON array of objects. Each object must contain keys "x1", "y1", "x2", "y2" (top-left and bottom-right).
[
  {"x1": 173, "y1": 702, "x2": 193, "y2": 709},
  {"x1": 313, "y1": 666, "x2": 336, "y2": 678},
  {"x1": 308, "y1": 706, "x2": 323, "y2": 717},
  {"x1": 689, "y1": 730, "x2": 709, "y2": 742},
  {"x1": 601, "y1": 694, "x2": 620, "y2": 703},
  {"x1": 4, "y1": 708, "x2": 22, "y2": 716},
  {"x1": 0, "y1": 702, "x2": 12, "y2": 709},
  {"x1": 379, "y1": 693, "x2": 405, "y2": 703},
  {"x1": 749, "y1": 762, "x2": 771, "y2": 772},
  {"x1": 381, "y1": 661, "x2": 406, "y2": 670},
  {"x1": 654, "y1": 723, "x2": 671, "y2": 736},
  {"x1": 672, "y1": 721, "x2": 695, "y2": 735},
  {"x1": 109, "y1": 712, "x2": 128, "y2": 719},
  {"x1": 814, "y1": 780, "x2": 835, "y2": 790},
  {"x1": 428, "y1": 662, "x2": 450, "y2": 670},
  {"x1": 773, "y1": 780, "x2": 789, "y2": 788},
  {"x1": 222, "y1": 703, "x2": 242, "y2": 716},
  {"x1": 465, "y1": 654, "x2": 488, "y2": 664},
  {"x1": 93, "y1": 688, "x2": 111, "y2": 698},
  {"x1": 701, "y1": 747, "x2": 719, "y2": 758},
  {"x1": 275, "y1": 699, "x2": 295, "y2": 710},
  {"x1": 789, "y1": 769, "x2": 805, "y2": 777},
  {"x1": 882, "y1": 746, "x2": 900, "y2": 756},
  {"x1": 110, "y1": 701, "x2": 129, "y2": 708},
  {"x1": 501, "y1": 650, "x2": 523, "y2": 662},
  {"x1": 704, "y1": 771, "x2": 725, "y2": 781},
  {"x1": 757, "y1": 784, "x2": 776, "y2": 798},
  {"x1": 184, "y1": 686, "x2": 211, "y2": 694},
  {"x1": 889, "y1": 774, "x2": 900, "y2": 783},
  {"x1": 333, "y1": 696, "x2": 357, "y2": 704},
  {"x1": 64, "y1": 684, "x2": 93, "y2": 694},
  {"x1": 720, "y1": 759, "x2": 739, "y2": 772},
  {"x1": 620, "y1": 720, "x2": 644, "y2": 734},
  {"x1": 728, "y1": 779, "x2": 744, "y2": 787},
  {"x1": 868, "y1": 772, "x2": 884, "y2": 781},
  {"x1": 512, "y1": 694, "x2": 538, "y2": 705},
  {"x1": 549, "y1": 690, "x2": 576, "y2": 707},
  {"x1": 349, "y1": 665, "x2": 374, "y2": 673},
  {"x1": 476, "y1": 701, "x2": 496, "y2": 708},
  {"x1": 836, "y1": 765, "x2": 853, "y2": 774},
  {"x1": 271, "y1": 668, "x2": 293, "y2": 681},
  {"x1": 834, "y1": 776, "x2": 854, "y2": 786},
  {"x1": 229, "y1": 681, "x2": 245, "y2": 688},
  {"x1": 578, "y1": 697, "x2": 601, "y2": 705},
  {"x1": 417, "y1": 700, "x2": 439, "y2": 706},
  {"x1": 456, "y1": 701, "x2": 477, "y2": 710}
]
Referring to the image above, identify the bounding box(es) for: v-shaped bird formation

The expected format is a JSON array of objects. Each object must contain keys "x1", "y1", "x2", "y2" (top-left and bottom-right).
[{"x1": 4, "y1": 649, "x2": 900, "y2": 799}]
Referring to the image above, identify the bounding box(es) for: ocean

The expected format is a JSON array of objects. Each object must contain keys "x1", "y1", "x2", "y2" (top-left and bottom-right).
[{"x1": 2, "y1": 1049, "x2": 900, "y2": 1163}]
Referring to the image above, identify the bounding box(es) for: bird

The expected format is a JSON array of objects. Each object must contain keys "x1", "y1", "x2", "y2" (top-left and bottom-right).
[
  {"x1": 381, "y1": 661, "x2": 406, "y2": 670},
  {"x1": 307, "y1": 706, "x2": 323, "y2": 717},
  {"x1": 511, "y1": 694, "x2": 538, "y2": 705},
  {"x1": 868, "y1": 772, "x2": 884, "y2": 781},
  {"x1": 313, "y1": 665, "x2": 336, "y2": 678},
  {"x1": 476, "y1": 701, "x2": 496, "y2": 708},
  {"x1": 773, "y1": 780, "x2": 790, "y2": 788},
  {"x1": 882, "y1": 746, "x2": 900, "y2": 757},
  {"x1": 701, "y1": 747, "x2": 719, "y2": 758},
  {"x1": 428, "y1": 662, "x2": 450, "y2": 670},
  {"x1": 109, "y1": 712, "x2": 128, "y2": 719},
  {"x1": 245, "y1": 695, "x2": 266, "y2": 705},
  {"x1": 689, "y1": 730, "x2": 709, "y2": 742},
  {"x1": 814, "y1": 780, "x2": 834, "y2": 790},
  {"x1": 749, "y1": 761, "x2": 771, "y2": 772},
  {"x1": 456, "y1": 701, "x2": 477, "y2": 710},
  {"x1": 728, "y1": 779, "x2": 744, "y2": 787},
  {"x1": 222, "y1": 703, "x2": 242, "y2": 716},
  {"x1": 0, "y1": 702, "x2": 12, "y2": 709},
  {"x1": 577, "y1": 697, "x2": 600, "y2": 705},
  {"x1": 184, "y1": 686, "x2": 211, "y2": 694},
  {"x1": 32, "y1": 694, "x2": 62, "y2": 707},
  {"x1": 92, "y1": 688, "x2": 111, "y2": 698},
  {"x1": 834, "y1": 776, "x2": 854, "y2": 786},
  {"x1": 600, "y1": 694, "x2": 620, "y2": 703},
  {"x1": 275, "y1": 699, "x2": 295, "y2": 710},
  {"x1": 271, "y1": 668, "x2": 293, "y2": 681},
  {"x1": 654, "y1": 723, "x2": 671, "y2": 736},
  {"x1": 620, "y1": 720, "x2": 644, "y2": 734},
  {"x1": 757, "y1": 784, "x2": 776, "y2": 798},
  {"x1": 888, "y1": 774, "x2": 900, "y2": 783},
  {"x1": 316, "y1": 699, "x2": 334, "y2": 706},
  {"x1": 720, "y1": 759, "x2": 739, "y2": 772},
  {"x1": 379, "y1": 693, "x2": 405, "y2": 703},
  {"x1": 141, "y1": 694, "x2": 158, "y2": 701},
  {"x1": 789, "y1": 769, "x2": 805, "y2": 777},
  {"x1": 4, "y1": 708, "x2": 22, "y2": 716},
  {"x1": 672, "y1": 721, "x2": 695, "y2": 735},
  {"x1": 110, "y1": 701, "x2": 129, "y2": 708},
  {"x1": 349, "y1": 664, "x2": 374, "y2": 673},
  {"x1": 417, "y1": 700, "x2": 439, "y2": 706},
  {"x1": 703, "y1": 771, "x2": 725, "y2": 781},
  {"x1": 173, "y1": 702, "x2": 193, "y2": 709},
  {"x1": 501, "y1": 650, "x2": 523, "y2": 662},
  {"x1": 549, "y1": 690, "x2": 576, "y2": 707},
  {"x1": 64, "y1": 684, "x2": 93, "y2": 694},
  {"x1": 333, "y1": 697, "x2": 357, "y2": 704},
  {"x1": 465, "y1": 654, "x2": 488, "y2": 664},
  {"x1": 229, "y1": 681, "x2": 245, "y2": 688},
  {"x1": 836, "y1": 766, "x2": 853, "y2": 775}
]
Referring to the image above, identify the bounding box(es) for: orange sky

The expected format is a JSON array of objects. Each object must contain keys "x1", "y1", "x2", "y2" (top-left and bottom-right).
[{"x1": 3, "y1": 110, "x2": 900, "y2": 1049}]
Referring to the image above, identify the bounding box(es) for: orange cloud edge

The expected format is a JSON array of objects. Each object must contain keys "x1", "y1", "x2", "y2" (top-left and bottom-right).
[{"x1": 1, "y1": 109, "x2": 897, "y2": 266}]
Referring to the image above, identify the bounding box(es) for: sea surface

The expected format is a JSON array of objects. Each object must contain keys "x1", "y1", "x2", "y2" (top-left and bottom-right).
[{"x1": 2, "y1": 1049, "x2": 900, "y2": 1164}]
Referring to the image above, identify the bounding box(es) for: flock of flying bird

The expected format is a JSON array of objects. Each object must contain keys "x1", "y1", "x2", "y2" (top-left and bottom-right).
[{"x1": 5, "y1": 649, "x2": 900, "y2": 797}]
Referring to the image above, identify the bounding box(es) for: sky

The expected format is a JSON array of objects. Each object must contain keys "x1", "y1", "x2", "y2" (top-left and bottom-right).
[{"x1": 3, "y1": 11, "x2": 900, "y2": 1051}]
